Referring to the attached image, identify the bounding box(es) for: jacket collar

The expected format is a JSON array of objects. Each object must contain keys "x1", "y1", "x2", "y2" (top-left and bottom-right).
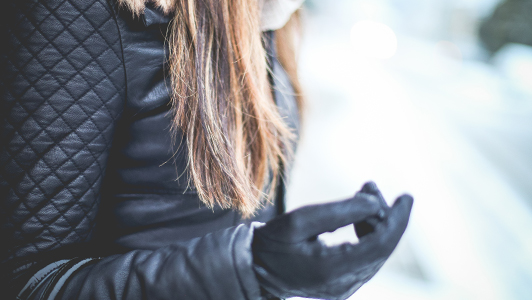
[{"x1": 142, "y1": 5, "x2": 172, "y2": 27}]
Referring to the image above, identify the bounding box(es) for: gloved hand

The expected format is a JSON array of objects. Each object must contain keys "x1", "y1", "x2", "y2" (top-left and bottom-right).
[{"x1": 252, "y1": 182, "x2": 413, "y2": 300}]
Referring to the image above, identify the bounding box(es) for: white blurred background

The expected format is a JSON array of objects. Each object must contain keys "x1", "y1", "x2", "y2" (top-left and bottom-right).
[{"x1": 285, "y1": 0, "x2": 532, "y2": 299}]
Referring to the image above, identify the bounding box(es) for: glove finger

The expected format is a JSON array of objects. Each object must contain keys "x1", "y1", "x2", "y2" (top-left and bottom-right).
[
  {"x1": 308, "y1": 195, "x2": 412, "y2": 282},
  {"x1": 355, "y1": 181, "x2": 388, "y2": 237},
  {"x1": 322, "y1": 194, "x2": 412, "y2": 273},
  {"x1": 363, "y1": 194, "x2": 413, "y2": 253},
  {"x1": 358, "y1": 181, "x2": 389, "y2": 213},
  {"x1": 260, "y1": 193, "x2": 385, "y2": 243},
  {"x1": 387, "y1": 194, "x2": 413, "y2": 238}
]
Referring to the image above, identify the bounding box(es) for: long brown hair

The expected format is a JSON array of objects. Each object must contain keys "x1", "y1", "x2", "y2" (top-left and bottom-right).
[{"x1": 119, "y1": 0, "x2": 302, "y2": 217}]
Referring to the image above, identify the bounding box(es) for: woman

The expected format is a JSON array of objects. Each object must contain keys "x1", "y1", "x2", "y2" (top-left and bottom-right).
[{"x1": 0, "y1": 0, "x2": 413, "y2": 299}]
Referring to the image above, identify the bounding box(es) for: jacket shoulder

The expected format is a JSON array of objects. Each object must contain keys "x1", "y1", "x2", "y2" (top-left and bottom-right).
[{"x1": 1, "y1": 0, "x2": 126, "y2": 292}]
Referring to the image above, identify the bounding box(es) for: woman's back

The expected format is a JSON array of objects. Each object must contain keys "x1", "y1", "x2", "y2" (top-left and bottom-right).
[{"x1": 93, "y1": 5, "x2": 299, "y2": 252}]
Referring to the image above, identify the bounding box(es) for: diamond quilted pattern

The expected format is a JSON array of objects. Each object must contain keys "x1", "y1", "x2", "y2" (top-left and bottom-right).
[{"x1": 0, "y1": 0, "x2": 125, "y2": 280}]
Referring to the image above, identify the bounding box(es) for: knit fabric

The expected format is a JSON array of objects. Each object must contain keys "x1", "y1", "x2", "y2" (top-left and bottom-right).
[{"x1": 261, "y1": 0, "x2": 304, "y2": 30}]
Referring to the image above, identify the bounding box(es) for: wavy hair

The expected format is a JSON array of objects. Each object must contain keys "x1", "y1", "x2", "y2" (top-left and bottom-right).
[{"x1": 119, "y1": 0, "x2": 302, "y2": 217}]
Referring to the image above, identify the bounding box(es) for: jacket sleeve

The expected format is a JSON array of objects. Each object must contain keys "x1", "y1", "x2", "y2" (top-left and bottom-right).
[
  {"x1": 17, "y1": 224, "x2": 262, "y2": 300},
  {"x1": 0, "y1": 1, "x2": 262, "y2": 299}
]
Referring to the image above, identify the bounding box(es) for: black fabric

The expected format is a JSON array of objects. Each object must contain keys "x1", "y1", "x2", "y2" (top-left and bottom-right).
[
  {"x1": 252, "y1": 182, "x2": 413, "y2": 300},
  {"x1": 90, "y1": 4, "x2": 288, "y2": 254},
  {"x1": 25, "y1": 225, "x2": 262, "y2": 300},
  {"x1": 1, "y1": 1, "x2": 297, "y2": 299},
  {"x1": 0, "y1": 0, "x2": 125, "y2": 292}
]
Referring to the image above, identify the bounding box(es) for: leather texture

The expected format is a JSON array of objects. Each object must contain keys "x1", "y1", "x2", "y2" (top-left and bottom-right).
[
  {"x1": 252, "y1": 182, "x2": 413, "y2": 300},
  {"x1": 1, "y1": 0, "x2": 125, "y2": 289},
  {"x1": 1, "y1": 1, "x2": 298, "y2": 299},
  {"x1": 18, "y1": 224, "x2": 262, "y2": 300}
]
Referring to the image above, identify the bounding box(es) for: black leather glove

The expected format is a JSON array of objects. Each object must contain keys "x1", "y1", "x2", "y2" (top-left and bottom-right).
[{"x1": 252, "y1": 182, "x2": 413, "y2": 300}]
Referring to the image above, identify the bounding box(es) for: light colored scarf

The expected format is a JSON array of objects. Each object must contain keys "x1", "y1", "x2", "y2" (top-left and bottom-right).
[
  {"x1": 130, "y1": 0, "x2": 304, "y2": 30},
  {"x1": 260, "y1": 0, "x2": 304, "y2": 31}
]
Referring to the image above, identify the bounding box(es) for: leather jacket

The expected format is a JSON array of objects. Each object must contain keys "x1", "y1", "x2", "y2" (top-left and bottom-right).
[{"x1": 0, "y1": 1, "x2": 299, "y2": 299}]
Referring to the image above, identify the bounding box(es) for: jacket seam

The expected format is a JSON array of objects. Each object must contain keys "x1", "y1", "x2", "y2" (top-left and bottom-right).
[
  {"x1": 232, "y1": 225, "x2": 253, "y2": 300},
  {"x1": 108, "y1": 0, "x2": 129, "y2": 109}
]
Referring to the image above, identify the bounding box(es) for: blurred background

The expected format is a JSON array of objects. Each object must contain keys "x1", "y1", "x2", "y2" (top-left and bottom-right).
[{"x1": 284, "y1": 0, "x2": 532, "y2": 299}]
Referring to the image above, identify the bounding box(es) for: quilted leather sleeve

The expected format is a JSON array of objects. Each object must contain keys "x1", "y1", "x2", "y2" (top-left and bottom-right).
[{"x1": 0, "y1": 0, "x2": 125, "y2": 295}]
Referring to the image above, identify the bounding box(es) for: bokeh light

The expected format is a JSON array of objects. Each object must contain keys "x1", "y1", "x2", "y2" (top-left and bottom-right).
[
  {"x1": 350, "y1": 20, "x2": 398, "y2": 59},
  {"x1": 289, "y1": 1, "x2": 532, "y2": 299}
]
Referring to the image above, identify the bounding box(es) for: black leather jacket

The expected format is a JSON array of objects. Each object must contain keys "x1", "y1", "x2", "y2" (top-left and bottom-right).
[{"x1": 0, "y1": 1, "x2": 299, "y2": 299}]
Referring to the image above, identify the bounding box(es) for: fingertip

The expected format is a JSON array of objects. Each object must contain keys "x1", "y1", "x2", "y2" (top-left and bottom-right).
[
  {"x1": 360, "y1": 181, "x2": 379, "y2": 193},
  {"x1": 398, "y1": 194, "x2": 413, "y2": 205},
  {"x1": 377, "y1": 195, "x2": 413, "y2": 246},
  {"x1": 392, "y1": 194, "x2": 414, "y2": 214},
  {"x1": 346, "y1": 193, "x2": 385, "y2": 220}
]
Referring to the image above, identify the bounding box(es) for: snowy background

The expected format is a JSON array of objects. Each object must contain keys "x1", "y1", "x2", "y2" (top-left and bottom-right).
[{"x1": 285, "y1": 0, "x2": 532, "y2": 299}]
